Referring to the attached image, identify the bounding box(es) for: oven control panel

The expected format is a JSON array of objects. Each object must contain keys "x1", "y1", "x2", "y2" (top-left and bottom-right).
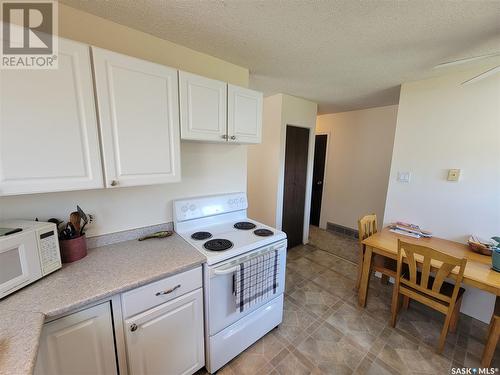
[{"x1": 174, "y1": 193, "x2": 248, "y2": 222}]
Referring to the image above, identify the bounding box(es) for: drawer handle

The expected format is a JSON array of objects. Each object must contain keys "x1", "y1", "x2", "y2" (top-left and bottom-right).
[{"x1": 155, "y1": 284, "x2": 181, "y2": 296}]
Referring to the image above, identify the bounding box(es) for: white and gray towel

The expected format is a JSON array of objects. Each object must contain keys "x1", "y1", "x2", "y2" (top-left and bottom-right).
[{"x1": 233, "y1": 250, "x2": 279, "y2": 312}]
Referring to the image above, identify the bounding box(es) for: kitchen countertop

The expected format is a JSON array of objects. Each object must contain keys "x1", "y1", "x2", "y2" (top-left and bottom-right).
[{"x1": 0, "y1": 233, "x2": 205, "y2": 375}]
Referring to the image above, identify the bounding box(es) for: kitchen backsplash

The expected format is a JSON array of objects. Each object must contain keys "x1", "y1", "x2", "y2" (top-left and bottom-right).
[{"x1": 86, "y1": 222, "x2": 174, "y2": 249}]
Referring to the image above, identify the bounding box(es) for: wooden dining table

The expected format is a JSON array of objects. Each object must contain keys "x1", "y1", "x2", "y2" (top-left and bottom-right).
[
  {"x1": 358, "y1": 228, "x2": 500, "y2": 308},
  {"x1": 358, "y1": 228, "x2": 500, "y2": 365}
]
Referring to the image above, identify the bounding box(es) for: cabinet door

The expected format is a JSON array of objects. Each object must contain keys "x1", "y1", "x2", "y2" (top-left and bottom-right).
[
  {"x1": 125, "y1": 289, "x2": 204, "y2": 375},
  {"x1": 179, "y1": 71, "x2": 227, "y2": 142},
  {"x1": 92, "y1": 47, "x2": 181, "y2": 188},
  {"x1": 227, "y1": 84, "x2": 263, "y2": 144},
  {"x1": 34, "y1": 302, "x2": 117, "y2": 375},
  {"x1": 0, "y1": 38, "x2": 103, "y2": 196}
]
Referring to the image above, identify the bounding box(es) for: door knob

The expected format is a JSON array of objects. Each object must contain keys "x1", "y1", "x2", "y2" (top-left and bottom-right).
[
  {"x1": 230, "y1": 135, "x2": 237, "y2": 140},
  {"x1": 111, "y1": 180, "x2": 119, "y2": 186},
  {"x1": 130, "y1": 323, "x2": 138, "y2": 332},
  {"x1": 221, "y1": 134, "x2": 228, "y2": 140},
  {"x1": 316, "y1": 181, "x2": 323, "y2": 185}
]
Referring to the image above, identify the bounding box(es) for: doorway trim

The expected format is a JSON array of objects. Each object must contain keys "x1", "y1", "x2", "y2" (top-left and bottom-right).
[
  {"x1": 314, "y1": 131, "x2": 330, "y2": 229},
  {"x1": 276, "y1": 123, "x2": 316, "y2": 245}
]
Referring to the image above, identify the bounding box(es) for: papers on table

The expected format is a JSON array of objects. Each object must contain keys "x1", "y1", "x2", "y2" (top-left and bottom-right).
[{"x1": 388, "y1": 222, "x2": 433, "y2": 239}]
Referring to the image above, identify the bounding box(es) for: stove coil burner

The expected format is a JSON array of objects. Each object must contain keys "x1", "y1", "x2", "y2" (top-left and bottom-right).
[
  {"x1": 254, "y1": 229, "x2": 274, "y2": 237},
  {"x1": 191, "y1": 231, "x2": 212, "y2": 241},
  {"x1": 234, "y1": 221, "x2": 257, "y2": 230},
  {"x1": 204, "y1": 239, "x2": 233, "y2": 251}
]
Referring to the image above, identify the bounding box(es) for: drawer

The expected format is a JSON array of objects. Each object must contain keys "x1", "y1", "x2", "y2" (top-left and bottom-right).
[{"x1": 122, "y1": 266, "x2": 202, "y2": 318}]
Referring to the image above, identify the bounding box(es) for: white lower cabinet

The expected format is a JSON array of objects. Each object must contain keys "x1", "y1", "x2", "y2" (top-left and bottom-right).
[
  {"x1": 34, "y1": 302, "x2": 118, "y2": 375},
  {"x1": 34, "y1": 269, "x2": 204, "y2": 375},
  {"x1": 124, "y1": 288, "x2": 204, "y2": 375}
]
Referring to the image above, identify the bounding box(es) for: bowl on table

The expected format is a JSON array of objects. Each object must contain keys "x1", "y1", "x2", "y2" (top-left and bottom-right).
[{"x1": 468, "y1": 240, "x2": 493, "y2": 256}]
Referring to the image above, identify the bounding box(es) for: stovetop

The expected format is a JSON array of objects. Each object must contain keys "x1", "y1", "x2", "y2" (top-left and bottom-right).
[
  {"x1": 176, "y1": 218, "x2": 286, "y2": 265},
  {"x1": 174, "y1": 192, "x2": 287, "y2": 265}
]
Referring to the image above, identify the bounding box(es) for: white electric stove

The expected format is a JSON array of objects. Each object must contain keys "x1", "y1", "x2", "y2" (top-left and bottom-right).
[{"x1": 173, "y1": 192, "x2": 287, "y2": 373}]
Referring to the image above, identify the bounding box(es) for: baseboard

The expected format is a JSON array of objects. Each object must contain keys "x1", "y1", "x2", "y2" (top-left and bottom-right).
[{"x1": 326, "y1": 222, "x2": 359, "y2": 239}]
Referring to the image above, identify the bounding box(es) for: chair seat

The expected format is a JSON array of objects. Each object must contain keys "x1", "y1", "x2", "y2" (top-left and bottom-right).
[{"x1": 402, "y1": 271, "x2": 465, "y2": 300}]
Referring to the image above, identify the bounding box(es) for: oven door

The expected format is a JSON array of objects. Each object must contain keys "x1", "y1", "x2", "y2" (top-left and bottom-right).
[
  {"x1": 206, "y1": 240, "x2": 287, "y2": 336},
  {"x1": 0, "y1": 231, "x2": 42, "y2": 299}
]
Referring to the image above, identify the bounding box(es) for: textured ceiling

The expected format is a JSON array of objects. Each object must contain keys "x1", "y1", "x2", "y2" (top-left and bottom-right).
[{"x1": 60, "y1": 0, "x2": 500, "y2": 114}]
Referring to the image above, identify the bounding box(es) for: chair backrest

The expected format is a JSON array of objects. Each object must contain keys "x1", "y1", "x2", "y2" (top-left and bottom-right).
[
  {"x1": 396, "y1": 239, "x2": 467, "y2": 304},
  {"x1": 358, "y1": 214, "x2": 378, "y2": 243}
]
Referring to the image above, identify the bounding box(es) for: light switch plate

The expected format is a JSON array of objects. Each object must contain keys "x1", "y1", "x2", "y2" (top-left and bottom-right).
[
  {"x1": 397, "y1": 171, "x2": 411, "y2": 183},
  {"x1": 447, "y1": 169, "x2": 460, "y2": 181}
]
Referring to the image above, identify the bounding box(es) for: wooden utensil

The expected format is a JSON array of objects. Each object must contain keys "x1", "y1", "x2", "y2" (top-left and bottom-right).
[
  {"x1": 138, "y1": 231, "x2": 173, "y2": 241},
  {"x1": 69, "y1": 212, "x2": 81, "y2": 234}
]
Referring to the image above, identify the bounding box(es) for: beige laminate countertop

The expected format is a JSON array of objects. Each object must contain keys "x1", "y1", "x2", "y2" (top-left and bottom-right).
[{"x1": 0, "y1": 233, "x2": 206, "y2": 375}]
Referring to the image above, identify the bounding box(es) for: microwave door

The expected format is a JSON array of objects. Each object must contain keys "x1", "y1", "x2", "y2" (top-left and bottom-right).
[{"x1": 0, "y1": 233, "x2": 42, "y2": 298}]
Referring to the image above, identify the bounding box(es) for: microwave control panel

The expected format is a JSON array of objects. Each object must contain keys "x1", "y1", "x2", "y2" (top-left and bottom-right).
[{"x1": 38, "y1": 229, "x2": 61, "y2": 275}]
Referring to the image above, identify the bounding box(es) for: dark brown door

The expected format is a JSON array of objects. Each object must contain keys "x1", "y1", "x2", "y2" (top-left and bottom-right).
[
  {"x1": 310, "y1": 134, "x2": 327, "y2": 226},
  {"x1": 282, "y1": 125, "x2": 309, "y2": 248}
]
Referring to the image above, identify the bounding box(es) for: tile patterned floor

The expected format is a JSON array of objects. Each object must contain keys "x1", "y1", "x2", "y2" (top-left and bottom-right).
[{"x1": 198, "y1": 226, "x2": 499, "y2": 374}]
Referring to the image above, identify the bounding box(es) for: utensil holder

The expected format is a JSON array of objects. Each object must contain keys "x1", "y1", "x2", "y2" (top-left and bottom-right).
[{"x1": 60, "y1": 235, "x2": 87, "y2": 263}]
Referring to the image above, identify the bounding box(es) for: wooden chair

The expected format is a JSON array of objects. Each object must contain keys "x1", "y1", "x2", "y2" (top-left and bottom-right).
[
  {"x1": 391, "y1": 239, "x2": 467, "y2": 353},
  {"x1": 481, "y1": 297, "x2": 500, "y2": 367},
  {"x1": 357, "y1": 214, "x2": 396, "y2": 290}
]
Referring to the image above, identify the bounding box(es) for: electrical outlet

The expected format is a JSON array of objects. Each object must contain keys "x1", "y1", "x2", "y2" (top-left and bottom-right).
[
  {"x1": 447, "y1": 169, "x2": 460, "y2": 181},
  {"x1": 397, "y1": 171, "x2": 411, "y2": 183}
]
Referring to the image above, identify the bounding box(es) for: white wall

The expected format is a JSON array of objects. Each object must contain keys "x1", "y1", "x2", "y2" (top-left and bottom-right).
[
  {"x1": 0, "y1": 143, "x2": 246, "y2": 237},
  {"x1": 247, "y1": 95, "x2": 283, "y2": 227},
  {"x1": 384, "y1": 67, "x2": 500, "y2": 322},
  {"x1": 247, "y1": 94, "x2": 318, "y2": 243},
  {"x1": 0, "y1": 5, "x2": 249, "y2": 237},
  {"x1": 316, "y1": 105, "x2": 398, "y2": 230}
]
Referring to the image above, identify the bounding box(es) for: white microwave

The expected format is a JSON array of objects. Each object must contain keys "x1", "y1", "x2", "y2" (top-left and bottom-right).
[{"x1": 0, "y1": 220, "x2": 62, "y2": 299}]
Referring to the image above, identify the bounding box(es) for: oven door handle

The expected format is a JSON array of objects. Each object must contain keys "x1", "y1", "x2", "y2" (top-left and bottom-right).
[{"x1": 213, "y1": 265, "x2": 240, "y2": 275}]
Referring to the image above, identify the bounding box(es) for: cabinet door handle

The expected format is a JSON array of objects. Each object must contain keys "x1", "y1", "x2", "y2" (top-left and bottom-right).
[
  {"x1": 221, "y1": 134, "x2": 228, "y2": 140},
  {"x1": 110, "y1": 180, "x2": 119, "y2": 186},
  {"x1": 155, "y1": 284, "x2": 181, "y2": 296},
  {"x1": 130, "y1": 323, "x2": 138, "y2": 332},
  {"x1": 230, "y1": 135, "x2": 237, "y2": 140}
]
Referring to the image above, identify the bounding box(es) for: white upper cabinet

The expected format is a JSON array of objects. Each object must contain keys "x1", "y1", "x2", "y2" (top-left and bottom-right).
[
  {"x1": 92, "y1": 47, "x2": 181, "y2": 188},
  {"x1": 0, "y1": 38, "x2": 104, "y2": 196},
  {"x1": 179, "y1": 71, "x2": 227, "y2": 142},
  {"x1": 227, "y1": 84, "x2": 263, "y2": 144}
]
